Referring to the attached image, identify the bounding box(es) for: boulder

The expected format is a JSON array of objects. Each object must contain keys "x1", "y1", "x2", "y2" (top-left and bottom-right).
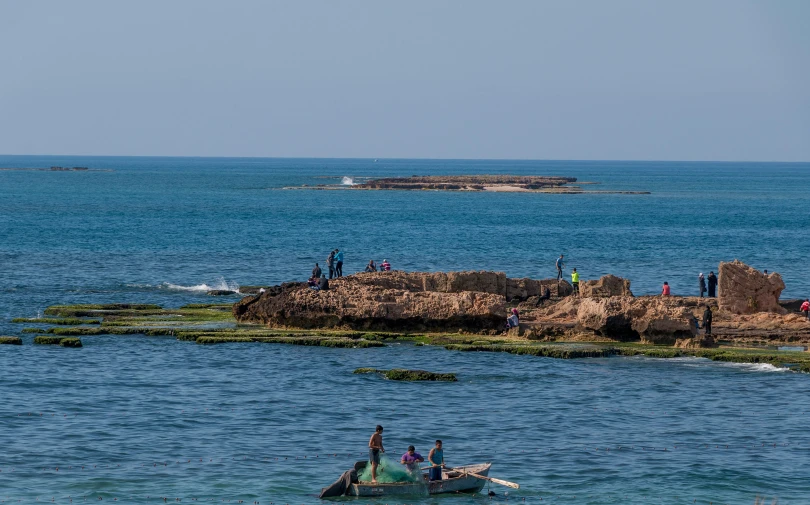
[
  {"x1": 578, "y1": 275, "x2": 633, "y2": 298},
  {"x1": 718, "y1": 260, "x2": 786, "y2": 314},
  {"x1": 576, "y1": 296, "x2": 697, "y2": 344}
]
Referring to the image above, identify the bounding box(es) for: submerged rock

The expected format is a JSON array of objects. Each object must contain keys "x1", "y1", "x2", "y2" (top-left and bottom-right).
[
  {"x1": 207, "y1": 289, "x2": 237, "y2": 296},
  {"x1": 354, "y1": 368, "x2": 457, "y2": 381},
  {"x1": 718, "y1": 260, "x2": 786, "y2": 314}
]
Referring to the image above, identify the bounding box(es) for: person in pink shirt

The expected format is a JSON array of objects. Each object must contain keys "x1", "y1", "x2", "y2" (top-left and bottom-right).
[
  {"x1": 661, "y1": 282, "x2": 671, "y2": 296},
  {"x1": 801, "y1": 299, "x2": 810, "y2": 320},
  {"x1": 381, "y1": 259, "x2": 391, "y2": 271}
]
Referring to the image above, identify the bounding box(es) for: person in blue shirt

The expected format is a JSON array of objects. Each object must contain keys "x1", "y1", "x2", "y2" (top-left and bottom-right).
[
  {"x1": 334, "y1": 249, "x2": 344, "y2": 277},
  {"x1": 556, "y1": 254, "x2": 565, "y2": 281},
  {"x1": 427, "y1": 440, "x2": 445, "y2": 481}
]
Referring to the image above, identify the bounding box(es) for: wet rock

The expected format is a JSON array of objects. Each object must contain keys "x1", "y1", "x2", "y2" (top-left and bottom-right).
[
  {"x1": 207, "y1": 289, "x2": 237, "y2": 296},
  {"x1": 578, "y1": 275, "x2": 633, "y2": 298},
  {"x1": 0, "y1": 336, "x2": 23, "y2": 345},
  {"x1": 353, "y1": 368, "x2": 457, "y2": 381},
  {"x1": 719, "y1": 260, "x2": 786, "y2": 314}
]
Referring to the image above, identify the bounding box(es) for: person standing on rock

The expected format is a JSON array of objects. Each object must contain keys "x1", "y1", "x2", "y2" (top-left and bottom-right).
[
  {"x1": 702, "y1": 305, "x2": 713, "y2": 335},
  {"x1": 699, "y1": 273, "x2": 706, "y2": 298},
  {"x1": 327, "y1": 250, "x2": 336, "y2": 279},
  {"x1": 571, "y1": 268, "x2": 580, "y2": 295},
  {"x1": 312, "y1": 263, "x2": 322, "y2": 279},
  {"x1": 801, "y1": 299, "x2": 809, "y2": 320},
  {"x1": 707, "y1": 272, "x2": 718, "y2": 298},
  {"x1": 556, "y1": 254, "x2": 565, "y2": 281},
  {"x1": 334, "y1": 249, "x2": 344, "y2": 277},
  {"x1": 661, "y1": 282, "x2": 671, "y2": 296}
]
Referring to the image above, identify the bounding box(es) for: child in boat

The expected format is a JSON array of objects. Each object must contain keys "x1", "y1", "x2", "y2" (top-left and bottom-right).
[
  {"x1": 427, "y1": 440, "x2": 444, "y2": 481},
  {"x1": 400, "y1": 445, "x2": 424, "y2": 472},
  {"x1": 368, "y1": 425, "x2": 385, "y2": 483}
]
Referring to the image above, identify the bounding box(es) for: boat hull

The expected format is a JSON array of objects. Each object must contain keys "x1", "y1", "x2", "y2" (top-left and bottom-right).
[{"x1": 348, "y1": 463, "x2": 491, "y2": 497}]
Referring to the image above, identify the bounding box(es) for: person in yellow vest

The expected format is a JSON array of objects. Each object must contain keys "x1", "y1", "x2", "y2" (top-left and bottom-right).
[{"x1": 571, "y1": 268, "x2": 580, "y2": 296}]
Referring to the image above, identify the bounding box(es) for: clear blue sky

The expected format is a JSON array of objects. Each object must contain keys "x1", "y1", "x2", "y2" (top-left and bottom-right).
[{"x1": 1, "y1": 0, "x2": 808, "y2": 161}]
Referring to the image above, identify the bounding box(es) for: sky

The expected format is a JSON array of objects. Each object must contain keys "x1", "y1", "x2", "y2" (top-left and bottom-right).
[{"x1": 0, "y1": 0, "x2": 808, "y2": 161}]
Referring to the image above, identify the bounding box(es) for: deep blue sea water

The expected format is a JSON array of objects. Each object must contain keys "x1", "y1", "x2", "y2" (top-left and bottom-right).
[{"x1": 2, "y1": 156, "x2": 810, "y2": 504}]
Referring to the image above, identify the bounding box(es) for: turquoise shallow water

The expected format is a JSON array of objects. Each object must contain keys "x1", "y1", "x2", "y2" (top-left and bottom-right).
[{"x1": 2, "y1": 156, "x2": 810, "y2": 504}]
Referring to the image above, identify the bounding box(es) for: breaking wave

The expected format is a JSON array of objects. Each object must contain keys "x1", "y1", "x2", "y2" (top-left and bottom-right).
[
  {"x1": 125, "y1": 277, "x2": 240, "y2": 293},
  {"x1": 341, "y1": 176, "x2": 354, "y2": 186}
]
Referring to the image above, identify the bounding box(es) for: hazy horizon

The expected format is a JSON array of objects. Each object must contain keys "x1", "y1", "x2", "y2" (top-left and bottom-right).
[{"x1": 1, "y1": 1, "x2": 808, "y2": 162}]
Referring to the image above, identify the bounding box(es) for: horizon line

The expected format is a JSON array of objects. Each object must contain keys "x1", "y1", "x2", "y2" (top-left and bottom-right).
[{"x1": 1, "y1": 153, "x2": 809, "y2": 164}]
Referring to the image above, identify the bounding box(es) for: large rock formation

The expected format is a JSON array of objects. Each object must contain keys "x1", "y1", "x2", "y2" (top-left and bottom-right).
[
  {"x1": 233, "y1": 271, "x2": 565, "y2": 331},
  {"x1": 718, "y1": 260, "x2": 785, "y2": 314},
  {"x1": 578, "y1": 275, "x2": 633, "y2": 298},
  {"x1": 575, "y1": 297, "x2": 697, "y2": 344}
]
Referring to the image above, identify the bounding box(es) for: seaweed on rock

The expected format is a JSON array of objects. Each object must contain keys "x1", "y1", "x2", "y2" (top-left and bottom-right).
[
  {"x1": 353, "y1": 368, "x2": 457, "y2": 381},
  {"x1": 0, "y1": 336, "x2": 23, "y2": 345}
]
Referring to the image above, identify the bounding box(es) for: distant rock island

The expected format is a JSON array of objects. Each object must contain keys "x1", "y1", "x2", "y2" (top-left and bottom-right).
[
  {"x1": 286, "y1": 175, "x2": 649, "y2": 194},
  {"x1": 0, "y1": 166, "x2": 111, "y2": 172}
]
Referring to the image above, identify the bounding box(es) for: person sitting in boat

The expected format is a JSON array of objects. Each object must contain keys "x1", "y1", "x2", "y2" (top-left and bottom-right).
[
  {"x1": 427, "y1": 440, "x2": 445, "y2": 481},
  {"x1": 368, "y1": 425, "x2": 385, "y2": 483},
  {"x1": 381, "y1": 259, "x2": 391, "y2": 271},
  {"x1": 364, "y1": 260, "x2": 377, "y2": 272},
  {"x1": 400, "y1": 445, "x2": 424, "y2": 472}
]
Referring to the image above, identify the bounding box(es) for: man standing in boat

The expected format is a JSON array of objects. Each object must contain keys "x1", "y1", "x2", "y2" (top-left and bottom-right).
[
  {"x1": 427, "y1": 440, "x2": 445, "y2": 481},
  {"x1": 368, "y1": 425, "x2": 385, "y2": 483}
]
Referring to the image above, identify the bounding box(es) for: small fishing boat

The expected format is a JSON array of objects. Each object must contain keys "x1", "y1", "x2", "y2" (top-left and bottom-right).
[{"x1": 320, "y1": 461, "x2": 492, "y2": 498}]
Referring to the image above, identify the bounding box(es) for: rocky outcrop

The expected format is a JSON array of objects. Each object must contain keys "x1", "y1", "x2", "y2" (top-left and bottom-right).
[
  {"x1": 578, "y1": 275, "x2": 633, "y2": 298},
  {"x1": 718, "y1": 260, "x2": 785, "y2": 314},
  {"x1": 575, "y1": 297, "x2": 697, "y2": 344},
  {"x1": 233, "y1": 271, "x2": 569, "y2": 331}
]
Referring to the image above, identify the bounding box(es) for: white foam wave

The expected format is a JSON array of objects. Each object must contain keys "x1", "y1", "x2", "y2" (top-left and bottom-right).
[
  {"x1": 341, "y1": 176, "x2": 354, "y2": 186},
  {"x1": 722, "y1": 362, "x2": 789, "y2": 373},
  {"x1": 126, "y1": 278, "x2": 240, "y2": 293}
]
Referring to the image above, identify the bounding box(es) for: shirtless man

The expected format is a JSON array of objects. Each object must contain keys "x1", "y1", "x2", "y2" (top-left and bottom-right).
[{"x1": 368, "y1": 425, "x2": 385, "y2": 483}]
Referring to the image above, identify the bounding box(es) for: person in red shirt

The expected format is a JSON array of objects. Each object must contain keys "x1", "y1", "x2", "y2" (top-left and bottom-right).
[
  {"x1": 661, "y1": 282, "x2": 671, "y2": 296},
  {"x1": 801, "y1": 299, "x2": 810, "y2": 320}
]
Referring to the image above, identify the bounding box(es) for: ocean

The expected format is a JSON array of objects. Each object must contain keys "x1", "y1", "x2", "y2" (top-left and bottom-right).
[{"x1": 1, "y1": 156, "x2": 809, "y2": 504}]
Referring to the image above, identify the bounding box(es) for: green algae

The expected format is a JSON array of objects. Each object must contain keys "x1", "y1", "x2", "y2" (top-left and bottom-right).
[
  {"x1": 59, "y1": 338, "x2": 83, "y2": 348},
  {"x1": 21, "y1": 328, "x2": 45, "y2": 333},
  {"x1": 354, "y1": 368, "x2": 457, "y2": 381},
  {"x1": 12, "y1": 317, "x2": 100, "y2": 325},
  {"x1": 0, "y1": 336, "x2": 23, "y2": 345},
  {"x1": 44, "y1": 304, "x2": 162, "y2": 317},
  {"x1": 195, "y1": 335, "x2": 385, "y2": 348},
  {"x1": 33, "y1": 336, "x2": 64, "y2": 345},
  {"x1": 443, "y1": 343, "x2": 613, "y2": 359}
]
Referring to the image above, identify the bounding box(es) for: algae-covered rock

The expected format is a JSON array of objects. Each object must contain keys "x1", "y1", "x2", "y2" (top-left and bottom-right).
[
  {"x1": 354, "y1": 368, "x2": 457, "y2": 381},
  {"x1": 59, "y1": 338, "x2": 83, "y2": 348},
  {"x1": 33, "y1": 336, "x2": 64, "y2": 345},
  {"x1": 11, "y1": 317, "x2": 99, "y2": 325},
  {"x1": 0, "y1": 336, "x2": 23, "y2": 345}
]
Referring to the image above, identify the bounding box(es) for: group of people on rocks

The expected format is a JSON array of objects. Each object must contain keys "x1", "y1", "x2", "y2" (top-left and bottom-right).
[
  {"x1": 308, "y1": 251, "x2": 394, "y2": 290},
  {"x1": 367, "y1": 425, "x2": 446, "y2": 484},
  {"x1": 364, "y1": 259, "x2": 391, "y2": 272},
  {"x1": 661, "y1": 272, "x2": 719, "y2": 298}
]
